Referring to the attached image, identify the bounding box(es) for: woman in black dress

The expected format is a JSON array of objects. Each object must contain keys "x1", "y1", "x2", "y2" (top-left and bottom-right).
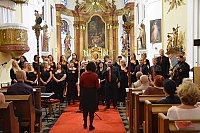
[
  {"x1": 66, "y1": 60, "x2": 78, "y2": 105},
  {"x1": 118, "y1": 60, "x2": 128, "y2": 105},
  {"x1": 32, "y1": 55, "x2": 41, "y2": 71},
  {"x1": 96, "y1": 61, "x2": 106, "y2": 105},
  {"x1": 71, "y1": 53, "x2": 79, "y2": 69},
  {"x1": 40, "y1": 61, "x2": 53, "y2": 92},
  {"x1": 60, "y1": 55, "x2": 68, "y2": 72},
  {"x1": 18, "y1": 55, "x2": 27, "y2": 69},
  {"x1": 141, "y1": 53, "x2": 150, "y2": 68},
  {"x1": 48, "y1": 55, "x2": 56, "y2": 70},
  {"x1": 25, "y1": 63, "x2": 38, "y2": 86},
  {"x1": 130, "y1": 53, "x2": 139, "y2": 82},
  {"x1": 80, "y1": 61, "x2": 100, "y2": 130},
  {"x1": 10, "y1": 60, "x2": 21, "y2": 84},
  {"x1": 52, "y1": 63, "x2": 66, "y2": 102}
]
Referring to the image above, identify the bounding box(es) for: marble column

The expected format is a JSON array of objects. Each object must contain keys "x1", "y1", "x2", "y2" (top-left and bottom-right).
[{"x1": 109, "y1": 24, "x2": 113, "y2": 60}]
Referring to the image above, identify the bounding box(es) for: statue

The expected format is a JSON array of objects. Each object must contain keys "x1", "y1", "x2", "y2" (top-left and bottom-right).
[
  {"x1": 42, "y1": 24, "x2": 50, "y2": 52},
  {"x1": 138, "y1": 23, "x2": 146, "y2": 49},
  {"x1": 64, "y1": 31, "x2": 72, "y2": 51},
  {"x1": 168, "y1": 25, "x2": 180, "y2": 48},
  {"x1": 121, "y1": 35, "x2": 128, "y2": 50},
  {"x1": 167, "y1": 35, "x2": 173, "y2": 51}
]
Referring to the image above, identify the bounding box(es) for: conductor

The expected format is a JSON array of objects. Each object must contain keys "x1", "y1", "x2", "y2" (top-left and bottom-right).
[{"x1": 80, "y1": 61, "x2": 100, "y2": 130}]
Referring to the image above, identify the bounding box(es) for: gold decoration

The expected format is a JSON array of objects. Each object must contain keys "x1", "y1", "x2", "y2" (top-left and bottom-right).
[
  {"x1": 165, "y1": 0, "x2": 185, "y2": 13},
  {"x1": 166, "y1": 25, "x2": 185, "y2": 55},
  {"x1": 11, "y1": 0, "x2": 29, "y2": 4},
  {"x1": 0, "y1": 24, "x2": 29, "y2": 58}
]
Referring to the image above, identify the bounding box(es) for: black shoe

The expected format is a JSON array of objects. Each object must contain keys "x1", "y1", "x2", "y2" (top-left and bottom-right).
[
  {"x1": 83, "y1": 123, "x2": 87, "y2": 129},
  {"x1": 89, "y1": 125, "x2": 95, "y2": 131},
  {"x1": 104, "y1": 106, "x2": 110, "y2": 110}
]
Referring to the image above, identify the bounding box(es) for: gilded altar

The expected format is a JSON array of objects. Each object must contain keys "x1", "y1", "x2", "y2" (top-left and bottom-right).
[
  {"x1": 56, "y1": 0, "x2": 134, "y2": 61},
  {"x1": 72, "y1": 0, "x2": 120, "y2": 60}
]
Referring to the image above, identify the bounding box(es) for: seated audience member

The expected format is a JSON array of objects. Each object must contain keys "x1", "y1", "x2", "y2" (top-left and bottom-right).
[
  {"x1": 182, "y1": 78, "x2": 193, "y2": 83},
  {"x1": 156, "y1": 79, "x2": 181, "y2": 104},
  {"x1": 0, "y1": 91, "x2": 5, "y2": 104},
  {"x1": 7, "y1": 70, "x2": 42, "y2": 125},
  {"x1": 167, "y1": 81, "x2": 200, "y2": 120},
  {"x1": 143, "y1": 75, "x2": 165, "y2": 95},
  {"x1": 132, "y1": 72, "x2": 143, "y2": 88},
  {"x1": 135, "y1": 75, "x2": 149, "y2": 90}
]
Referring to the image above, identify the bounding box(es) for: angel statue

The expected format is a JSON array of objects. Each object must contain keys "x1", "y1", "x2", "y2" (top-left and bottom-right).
[{"x1": 165, "y1": 0, "x2": 186, "y2": 13}]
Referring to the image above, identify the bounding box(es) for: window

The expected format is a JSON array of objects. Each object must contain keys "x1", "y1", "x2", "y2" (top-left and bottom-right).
[
  {"x1": 50, "y1": 5, "x2": 54, "y2": 26},
  {"x1": 42, "y1": 6, "x2": 44, "y2": 20}
]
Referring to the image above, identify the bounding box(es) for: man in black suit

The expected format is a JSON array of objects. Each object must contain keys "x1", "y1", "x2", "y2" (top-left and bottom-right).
[
  {"x1": 156, "y1": 49, "x2": 170, "y2": 78},
  {"x1": 134, "y1": 57, "x2": 149, "y2": 77},
  {"x1": 104, "y1": 60, "x2": 121, "y2": 109},
  {"x1": 171, "y1": 55, "x2": 190, "y2": 86},
  {"x1": 7, "y1": 70, "x2": 42, "y2": 126}
]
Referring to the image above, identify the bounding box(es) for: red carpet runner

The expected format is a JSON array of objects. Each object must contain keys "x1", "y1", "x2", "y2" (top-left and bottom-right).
[{"x1": 50, "y1": 103, "x2": 126, "y2": 133}]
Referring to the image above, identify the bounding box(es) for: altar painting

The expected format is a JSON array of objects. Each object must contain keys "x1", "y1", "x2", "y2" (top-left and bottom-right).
[{"x1": 88, "y1": 16, "x2": 105, "y2": 48}]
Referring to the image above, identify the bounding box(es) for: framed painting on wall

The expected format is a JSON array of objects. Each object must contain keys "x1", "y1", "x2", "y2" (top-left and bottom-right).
[{"x1": 150, "y1": 19, "x2": 162, "y2": 44}]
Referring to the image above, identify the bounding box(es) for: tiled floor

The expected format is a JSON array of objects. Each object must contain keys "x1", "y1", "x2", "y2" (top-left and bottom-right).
[{"x1": 41, "y1": 102, "x2": 129, "y2": 133}]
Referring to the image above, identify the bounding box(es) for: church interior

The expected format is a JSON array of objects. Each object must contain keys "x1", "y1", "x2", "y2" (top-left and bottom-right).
[{"x1": 0, "y1": 0, "x2": 200, "y2": 133}]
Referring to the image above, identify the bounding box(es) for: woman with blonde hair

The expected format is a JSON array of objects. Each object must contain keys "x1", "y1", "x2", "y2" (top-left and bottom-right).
[
  {"x1": 167, "y1": 81, "x2": 200, "y2": 120},
  {"x1": 25, "y1": 63, "x2": 38, "y2": 86},
  {"x1": 10, "y1": 60, "x2": 21, "y2": 84}
]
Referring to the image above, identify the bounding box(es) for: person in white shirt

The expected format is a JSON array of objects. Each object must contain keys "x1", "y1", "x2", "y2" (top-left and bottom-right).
[
  {"x1": 135, "y1": 75, "x2": 149, "y2": 90},
  {"x1": 167, "y1": 81, "x2": 200, "y2": 120},
  {"x1": 132, "y1": 71, "x2": 143, "y2": 88}
]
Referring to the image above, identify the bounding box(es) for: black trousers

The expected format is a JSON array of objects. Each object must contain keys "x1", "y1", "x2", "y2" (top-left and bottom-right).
[{"x1": 105, "y1": 82, "x2": 117, "y2": 107}]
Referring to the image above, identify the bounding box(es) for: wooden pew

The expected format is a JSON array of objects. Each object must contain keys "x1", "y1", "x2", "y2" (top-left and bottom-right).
[
  {"x1": 5, "y1": 95, "x2": 35, "y2": 133},
  {"x1": 144, "y1": 100, "x2": 179, "y2": 133},
  {"x1": 1, "y1": 87, "x2": 42, "y2": 132},
  {"x1": 0, "y1": 101, "x2": 19, "y2": 133},
  {"x1": 0, "y1": 87, "x2": 41, "y2": 109},
  {"x1": 158, "y1": 113, "x2": 200, "y2": 133},
  {"x1": 126, "y1": 88, "x2": 143, "y2": 118},
  {"x1": 133, "y1": 93, "x2": 165, "y2": 133},
  {"x1": 126, "y1": 88, "x2": 143, "y2": 133}
]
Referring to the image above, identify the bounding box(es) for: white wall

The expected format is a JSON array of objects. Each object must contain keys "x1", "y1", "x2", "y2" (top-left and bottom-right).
[{"x1": 135, "y1": 0, "x2": 162, "y2": 64}]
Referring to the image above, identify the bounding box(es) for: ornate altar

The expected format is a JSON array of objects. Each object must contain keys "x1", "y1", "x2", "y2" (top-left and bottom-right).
[
  {"x1": 55, "y1": 0, "x2": 134, "y2": 61},
  {"x1": 0, "y1": 23, "x2": 29, "y2": 58},
  {"x1": 72, "y1": 0, "x2": 120, "y2": 60},
  {"x1": 83, "y1": 45, "x2": 108, "y2": 60}
]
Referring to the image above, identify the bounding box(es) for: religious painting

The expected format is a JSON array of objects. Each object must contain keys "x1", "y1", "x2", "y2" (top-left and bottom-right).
[
  {"x1": 150, "y1": 19, "x2": 162, "y2": 44},
  {"x1": 88, "y1": 16, "x2": 105, "y2": 48}
]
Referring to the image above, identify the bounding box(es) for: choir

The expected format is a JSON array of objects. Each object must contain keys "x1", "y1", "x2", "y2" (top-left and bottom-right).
[{"x1": 9, "y1": 49, "x2": 190, "y2": 107}]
